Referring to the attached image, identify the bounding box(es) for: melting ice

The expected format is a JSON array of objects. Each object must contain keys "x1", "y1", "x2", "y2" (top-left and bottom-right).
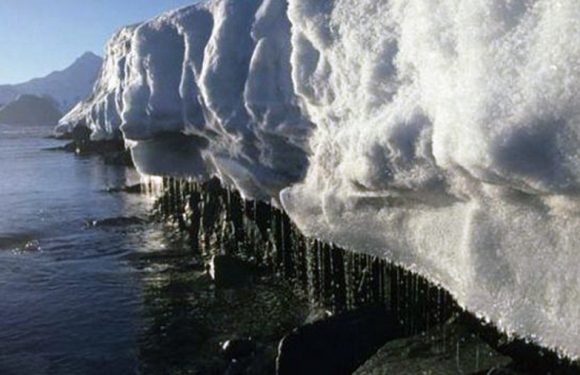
[{"x1": 57, "y1": 0, "x2": 580, "y2": 360}]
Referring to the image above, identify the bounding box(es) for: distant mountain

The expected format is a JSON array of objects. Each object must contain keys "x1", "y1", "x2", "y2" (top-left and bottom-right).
[
  {"x1": 0, "y1": 94, "x2": 62, "y2": 126},
  {"x1": 0, "y1": 52, "x2": 102, "y2": 112}
]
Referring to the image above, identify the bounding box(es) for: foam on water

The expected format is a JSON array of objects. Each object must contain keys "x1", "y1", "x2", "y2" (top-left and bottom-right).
[{"x1": 57, "y1": 0, "x2": 580, "y2": 359}]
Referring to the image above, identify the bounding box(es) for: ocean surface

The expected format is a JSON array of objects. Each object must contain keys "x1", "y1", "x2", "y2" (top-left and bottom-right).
[{"x1": 0, "y1": 124, "x2": 165, "y2": 374}]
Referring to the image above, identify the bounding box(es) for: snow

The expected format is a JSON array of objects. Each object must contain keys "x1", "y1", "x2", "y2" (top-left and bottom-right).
[
  {"x1": 57, "y1": 0, "x2": 580, "y2": 359},
  {"x1": 0, "y1": 52, "x2": 102, "y2": 112}
]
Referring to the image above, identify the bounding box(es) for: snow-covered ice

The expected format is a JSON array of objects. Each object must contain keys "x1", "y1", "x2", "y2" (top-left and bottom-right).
[
  {"x1": 58, "y1": 0, "x2": 311, "y2": 201},
  {"x1": 58, "y1": 0, "x2": 580, "y2": 359}
]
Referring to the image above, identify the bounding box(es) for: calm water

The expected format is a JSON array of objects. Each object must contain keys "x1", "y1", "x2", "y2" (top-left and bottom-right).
[
  {"x1": 0, "y1": 124, "x2": 312, "y2": 375},
  {"x1": 0, "y1": 124, "x2": 165, "y2": 374}
]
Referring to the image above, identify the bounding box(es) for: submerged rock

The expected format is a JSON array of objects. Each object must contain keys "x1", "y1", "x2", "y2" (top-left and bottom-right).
[
  {"x1": 354, "y1": 318, "x2": 512, "y2": 375},
  {"x1": 53, "y1": 125, "x2": 134, "y2": 167},
  {"x1": 209, "y1": 255, "x2": 254, "y2": 288},
  {"x1": 71, "y1": 124, "x2": 91, "y2": 144},
  {"x1": 221, "y1": 338, "x2": 256, "y2": 361},
  {"x1": 472, "y1": 367, "x2": 522, "y2": 375},
  {"x1": 102, "y1": 149, "x2": 134, "y2": 167},
  {"x1": 106, "y1": 184, "x2": 143, "y2": 194},
  {"x1": 89, "y1": 216, "x2": 146, "y2": 228},
  {"x1": 276, "y1": 306, "x2": 402, "y2": 375}
]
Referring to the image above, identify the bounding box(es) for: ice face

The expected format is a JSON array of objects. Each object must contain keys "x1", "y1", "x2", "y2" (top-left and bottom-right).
[
  {"x1": 58, "y1": 0, "x2": 580, "y2": 359},
  {"x1": 56, "y1": 26, "x2": 138, "y2": 139},
  {"x1": 284, "y1": 0, "x2": 580, "y2": 360},
  {"x1": 58, "y1": 0, "x2": 311, "y2": 202}
]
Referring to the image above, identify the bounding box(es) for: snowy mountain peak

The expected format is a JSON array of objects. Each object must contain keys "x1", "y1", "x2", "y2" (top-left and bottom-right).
[
  {"x1": 68, "y1": 52, "x2": 103, "y2": 72},
  {"x1": 78, "y1": 51, "x2": 102, "y2": 61}
]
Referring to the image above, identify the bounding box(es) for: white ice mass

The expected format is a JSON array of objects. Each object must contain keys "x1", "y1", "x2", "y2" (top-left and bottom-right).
[{"x1": 58, "y1": 0, "x2": 580, "y2": 359}]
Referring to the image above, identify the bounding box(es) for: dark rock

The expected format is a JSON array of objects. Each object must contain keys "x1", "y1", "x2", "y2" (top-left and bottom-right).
[
  {"x1": 62, "y1": 141, "x2": 78, "y2": 153},
  {"x1": 221, "y1": 338, "x2": 256, "y2": 361},
  {"x1": 124, "y1": 184, "x2": 143, "y2": 193},
  {"x1": 102, "y1": 149, "x2": 134, "y2": 167},
  {"x1": 106, "y1": 184, "x2": 143, "y2": 194},
  {"x1": 75, "y1": 140, "x2": 124, "y2": 156},
  {"x1": 471, "y1": 366, "x2": 523, "y2": 375},
  {"x1": 354, "y1": 318, "x2": 512, "y2": 375},
  {"x1": 53, "y1": 131, "x2": 134, "y2": 167},
  {"x1": 222, "y1": 343, "x2": 277, "y2": 375},
  {"x1": 60, "y1": 126, "x2": 128, "y2": 159},
  {"x1": 276, "y1": 305, "x2": 403, "y2": 375},
  {"x1": 43, "y1": 141, "x2": 77, "y2": 152},
  {"x1": 460, "y1": 313, "x2": 580, "y2": 375},
  {"x1": 71, "y1": 124, "x2": 91, "y2": 144},
  {"x1": 209, "y1": 255, "x2": 254, "y2": 288},
  {"x1": 224, "y1": 360, "x2": 245, "y2": 375},
  {"x1": 89, "y1": 216, "x2": 145, "y2": 228}
]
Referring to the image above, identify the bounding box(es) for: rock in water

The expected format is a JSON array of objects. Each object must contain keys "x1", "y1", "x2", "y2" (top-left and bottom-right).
[
  {"x1": 354, "y1": 318, "x2": 512, "y2": 375},
  {"x1": 106, "y1": 184, "x2": 143, "y2": 194},
  {"x1": 0, "y1": 94, "x2": 62, "y2": 126},
  {"x1": 221, "y1": 338, "x2": 256, "y2": 361},
  {"x1": 89, "y1": 216, "x2": 145, "y2": 227},
  {"x1": 276, "y1": 306, "x2": 402, "y2": 375}
]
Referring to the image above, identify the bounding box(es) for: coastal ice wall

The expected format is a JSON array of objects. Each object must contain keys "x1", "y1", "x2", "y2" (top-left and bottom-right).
[
  {"x1": 283, "y1": 0, "x2": 580, "y2": 360},
  {"x1": 58, "y1": 0, "x2": 311, "y2": 201},
  {"x1": 58, "y1": 0, "x2": 580, "y2": 359}
]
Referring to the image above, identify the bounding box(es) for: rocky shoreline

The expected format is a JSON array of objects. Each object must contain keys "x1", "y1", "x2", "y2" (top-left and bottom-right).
[
  {"x1": 50, "y1": 126, "x2": 133, "y2": 167},
  {"x1": 53, "y1": 136, "x2": 580, "y2": 374},
  {"x1": 144, "y1": 176, "x2": 580, "y2": 374}
]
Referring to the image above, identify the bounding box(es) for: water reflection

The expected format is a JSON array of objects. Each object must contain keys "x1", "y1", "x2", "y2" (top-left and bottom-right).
[
  {"x1": 135, "y1": 230, "x2": 309, "y2": 374},
  {"x1": 0, "y1": 125, "x2": 146, "y2": 374}
]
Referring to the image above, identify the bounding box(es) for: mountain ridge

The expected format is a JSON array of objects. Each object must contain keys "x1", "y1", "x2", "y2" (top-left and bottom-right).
[
  {"x1": 0, "y1": 94, "x2": 62, "y2": 126},
  {"x1": 0, "y1": 52, "x2": 102, "y2": 112}
]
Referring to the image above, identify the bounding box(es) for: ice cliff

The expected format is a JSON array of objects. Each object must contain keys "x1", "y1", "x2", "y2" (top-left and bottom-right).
[
  {"x1": 57, "y1": 0, "x2": 580, "y2": 360},
  {"x1": 57, "y1": 0, "x2": 311, "y2": 200}
]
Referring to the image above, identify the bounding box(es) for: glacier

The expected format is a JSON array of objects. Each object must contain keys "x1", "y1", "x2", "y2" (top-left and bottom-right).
[{"x1": 57, "y1": 0, "x2": 580, "y2": 360}]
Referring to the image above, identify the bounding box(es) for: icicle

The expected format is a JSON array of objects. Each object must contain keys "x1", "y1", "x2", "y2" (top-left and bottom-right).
[{"x1": 150, "y1": 175, "x2": 463, "y2": 341}]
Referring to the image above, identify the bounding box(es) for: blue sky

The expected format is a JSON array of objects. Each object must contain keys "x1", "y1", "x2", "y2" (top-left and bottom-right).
[{"x1": 0, "y1": 0, "x2": 197, "y2": 84}]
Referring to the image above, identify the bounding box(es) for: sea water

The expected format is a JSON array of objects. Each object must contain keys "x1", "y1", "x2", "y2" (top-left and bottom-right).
[{"x1": 0, "y1": 124, "x2": 156, "y2": 373}]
